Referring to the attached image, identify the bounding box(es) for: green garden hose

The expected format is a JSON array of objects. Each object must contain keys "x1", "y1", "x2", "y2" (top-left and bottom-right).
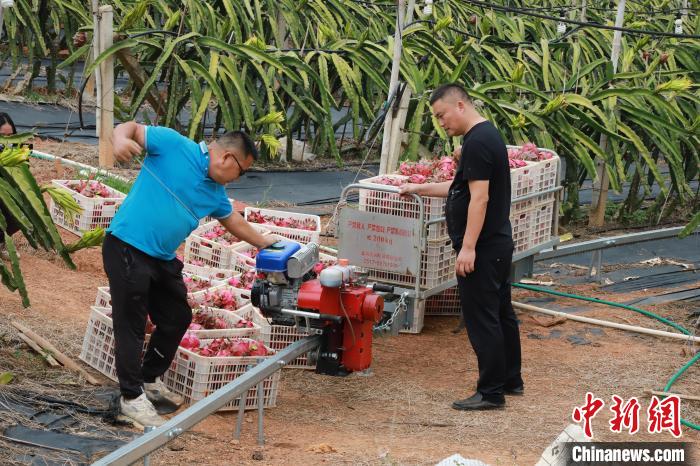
[
  {"x1": 663, "y1": 352, "x2": 700, "y2": 431},
  {"x1": 513, "y1": 283, "x2": 691, "y2": 335},
  {"x1": 513, "y1": 282, "x2": 699, "y2": 432}
]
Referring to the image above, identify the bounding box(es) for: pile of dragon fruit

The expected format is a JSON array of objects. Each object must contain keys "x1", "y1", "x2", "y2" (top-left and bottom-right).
[
  {"x1": 189, "y1": 308, "x2": 255, "y2": 331},
  {"x1": 398, "y1": 156, "x2": 456, "y2": 183},
  {"x1": 371, "y1": 156, "x2": 457, "y2": 186},
  {"x1": 190, "y1": 288, "x2": 240, "y2": 311},
  {"x1": 64, "y1": 180, "x2": 114, "y2": 198},
  {"x1": 183, "y1": 274, "x2": 214, "y2": 293},
  {"x1": 235, "y1": 247, "x2": 260, "y2": 263},
  {"x1": 189, "y1": 308, "x2": 227, "y2": 330},
  {"x1": 199, "y1": 225, "x2": 242, "y2": 246},
  {"x1": 228, "y1": 270, "x2": 263, "y2": 290},
  {"x1": 369, "y1": 145, "x2": 555, "y2": 183},
  {"x1": 180, "y1": 335, "x2": 272, "y2": 357},
  {"x1": 508, "y1": 142, "x2": 554, "y2": 168},
  {"x1": 247, "y1": 210, "x2": 318, "y2": 231}
]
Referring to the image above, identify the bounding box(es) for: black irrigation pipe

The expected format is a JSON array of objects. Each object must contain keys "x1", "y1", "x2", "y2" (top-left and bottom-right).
[{"x1": 461, "y1": 0, "x2": 700, "y2": 39}]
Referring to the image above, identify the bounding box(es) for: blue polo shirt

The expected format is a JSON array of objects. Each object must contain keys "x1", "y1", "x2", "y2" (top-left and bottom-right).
[{"x1": 108, "y1": 126, "x2": 233, "y2": 260}]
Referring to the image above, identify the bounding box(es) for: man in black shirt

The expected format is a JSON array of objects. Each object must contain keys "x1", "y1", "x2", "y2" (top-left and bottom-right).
[{"x1": 399, "y1": 83, "x2": 523, "y2": 411}]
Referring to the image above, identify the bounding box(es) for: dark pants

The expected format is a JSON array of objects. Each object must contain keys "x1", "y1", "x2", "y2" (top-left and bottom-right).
[
  {"x1": 102, "y1": 233, "x2": 192, "y2": 398},
  {"x1": 456, "y1": 250, "x2": 522, "y2": 403}
]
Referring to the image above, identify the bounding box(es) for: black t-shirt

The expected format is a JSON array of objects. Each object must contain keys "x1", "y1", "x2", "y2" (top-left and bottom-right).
[{"x1": 446, "y1": 121, "x2": 513, "y2": 254}]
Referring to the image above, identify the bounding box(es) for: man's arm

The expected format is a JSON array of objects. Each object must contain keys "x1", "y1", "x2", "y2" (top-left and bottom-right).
[
  {"x1": 218, "y1": 212, "x2": 278, "y2": 250},
  {"x1": 113, "y1": 122, "x2": 146, "y2": 163},
  {"x1": 456, "y1": 179, "x2": 489, "y2": 276},
  {"x1": 398, "y1": 181, "x2": 451, "y2": 198}
]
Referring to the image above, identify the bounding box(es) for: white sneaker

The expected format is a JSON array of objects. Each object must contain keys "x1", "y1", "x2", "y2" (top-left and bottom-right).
[
  {"x1": 120, "y1": 393, "x2": 167, "y2": 428},
  {"x1": 144, "y1": 378, "x2": 184, "y2": 407}
]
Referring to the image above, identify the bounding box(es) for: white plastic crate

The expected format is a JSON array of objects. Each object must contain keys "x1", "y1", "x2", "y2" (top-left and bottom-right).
[
  {"x1": 364, "y1": 238, "x2": 455, "y2": 290},
  {"x1": 529, "y1": 196, "x2": 555, "y2": 249},
  {"x1": 244, "y1": 207, "x2": 321, "y2": 244},
  {"x1": 188, "y1": 284, "x2": 251, "y2": 313},
  {"x1": 530, "y1": 155, "x2": 559, "y2": 194},
  {"x1": 262, "y1": 324, "x2": 318, "y2": 370},
  {"x1": 358, "y1": 175, "x2": 449, "y2": 241},
  {"x1": 95, "y1": 273, "x2": 238, "y2": 310},
  {"x1": 189, "y1": 307, "x2": 261, "y2": 339},
  {"x1": 184, "y1": 221, "x2": 269, "y2": 270},
  {"x1": 49, "y1": 180, "x2": 126, "y2": 236},
  {"x1": 163, "y1": 338, "x2": 280, "y2": 411},
  {"x1": 510, "y1": 209, "x2": 531, "y2": 254},
  {"x1": 182, "y1": 262, "x2": 238, "y2": 282},
  {"x1": 199, "y1": 198, "x2": 236, "y2": 225},
  {"x1": 79, "y1": 306, "x2": 148, "y2": 382},
  {"x1": 94, "y1": 286, "x2": 111, "y2": 308},
  {"x1": 425, "y1": 286, "x2": 462, "y2": 316},
  {"x1": 236, "y1": 306, "x2": 318, "y2": 370},
  {"x1": 182, "y1": 272, "x2": 228, "y2": 294},
  {"x1": 509, "y1": 162, "x2": 538, "y2": 199}
]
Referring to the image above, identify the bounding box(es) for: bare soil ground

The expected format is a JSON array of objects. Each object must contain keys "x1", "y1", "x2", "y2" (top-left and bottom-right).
[{"x1": 0, "y1": 158, "x2": 698, "y2": 465}]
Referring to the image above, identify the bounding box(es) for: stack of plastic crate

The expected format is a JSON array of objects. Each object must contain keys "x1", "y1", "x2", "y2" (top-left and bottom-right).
[
  {"x1": 507, "y1": 147, "x2": 559, "y2": 252},
  {"x1": 184, "y1": 221, "x2": 269, "y2": 270}
]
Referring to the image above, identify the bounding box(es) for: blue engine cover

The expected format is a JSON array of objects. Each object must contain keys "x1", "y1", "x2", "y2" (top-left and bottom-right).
[{"x1": 255, "y1": 240, "x2": 302, "y2": 273}]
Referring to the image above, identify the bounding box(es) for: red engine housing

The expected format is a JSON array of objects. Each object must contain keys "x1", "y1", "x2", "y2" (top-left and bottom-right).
[{"x1": 297, "y1": 280, "x2": 383, "y2": 372}]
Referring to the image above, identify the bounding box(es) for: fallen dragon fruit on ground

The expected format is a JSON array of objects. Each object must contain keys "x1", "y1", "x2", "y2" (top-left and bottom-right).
[{"x1": 247, "y1": 210, "x2": 318, "y2": 231}]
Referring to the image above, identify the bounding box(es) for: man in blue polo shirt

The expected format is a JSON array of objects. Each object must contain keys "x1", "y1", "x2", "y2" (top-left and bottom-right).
[{"x1": 104, "y1": 121, "x2": 277, "y2": 427}]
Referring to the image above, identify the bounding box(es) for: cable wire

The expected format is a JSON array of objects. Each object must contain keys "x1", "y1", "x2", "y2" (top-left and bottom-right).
[{"x1": 461, "y1": 0, "x2": 700, "y2": 39}]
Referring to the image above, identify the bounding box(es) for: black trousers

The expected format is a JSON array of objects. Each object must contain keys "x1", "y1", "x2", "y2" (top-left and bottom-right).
[
  {"x1": 102, "y1": 233, "x2": 192, "y2": 398},
  {"x1": 456, "y1": 249, "x2": 522, "y2": 403}
]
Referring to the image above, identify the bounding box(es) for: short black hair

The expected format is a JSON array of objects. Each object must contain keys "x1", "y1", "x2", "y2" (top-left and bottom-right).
[
  {"x1": 429, "y1": 83, "x2": 471, "y2": 105},
  {"x1": 219, "y1": 130, "x2": 258, "y2": 160},
  {"x1": 0, "y1": 112, "x2": 17, "y2": 135}
]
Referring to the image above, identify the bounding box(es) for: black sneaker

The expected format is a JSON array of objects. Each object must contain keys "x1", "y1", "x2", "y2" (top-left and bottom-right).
[
  {"x1": 452, "y1": 392, "x2": 505, "y2": 411},
  {"x1": 505, "y1": 385, "x2": 524, "y2": 396}
]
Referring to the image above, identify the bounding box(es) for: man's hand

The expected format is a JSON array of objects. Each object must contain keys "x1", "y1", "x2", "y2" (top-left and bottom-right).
[
  {"x1": 113, "y1": 122, "x2": 146, "y2": 163},
  {"x1": 398, "y1": 183, "x2": 421, "y2": 196},
  {"x1": 114, "y1": 138, "x2": 142, "y2": 163},
  {"x1": 456, "y1": 246, "x2": 476, "y2": 277},
  {"x1": 258, "y1": 235, "x2": 279, "y2": 249}
]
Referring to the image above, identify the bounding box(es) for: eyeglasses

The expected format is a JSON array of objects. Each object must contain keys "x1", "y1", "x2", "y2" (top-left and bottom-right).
[{"x1": 233, "y1": 156, "x2": 247, "y2": 176}]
